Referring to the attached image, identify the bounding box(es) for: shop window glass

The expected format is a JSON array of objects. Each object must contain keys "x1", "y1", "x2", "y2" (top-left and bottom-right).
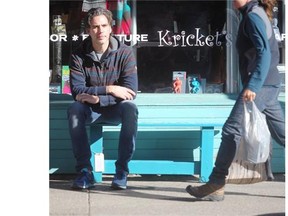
[
  {"x1": 135, "y1": 1, "x2": 227, "y2": 93},
  {"x1": 49, "y1": 0, "x2": 285, "y2": 94}
]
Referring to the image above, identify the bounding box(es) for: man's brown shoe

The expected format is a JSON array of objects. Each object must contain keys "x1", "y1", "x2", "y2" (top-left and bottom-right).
[{"x1": 186, "y1": 183, "x2": 225, "y2": 201}]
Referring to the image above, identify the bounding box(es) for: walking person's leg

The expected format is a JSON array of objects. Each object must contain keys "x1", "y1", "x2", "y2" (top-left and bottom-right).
[
  {"x1": 255, "y1": 87, "x2": 285, "y2": 180},
  {"x1": 186, "y1": 87, "x2": 285, "y2": 201},
  {"x1": 255, "y1": 87, "x2": 285, "y2": 148},
  {"x1": 186, "y1": 91, "x2": 246, "y2": 201}
]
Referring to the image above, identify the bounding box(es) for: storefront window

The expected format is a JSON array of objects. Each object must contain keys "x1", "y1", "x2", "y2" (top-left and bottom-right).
[
  {"x1": 49, "y1": 0, "x2": 285, "y2": 94},
  {"x1": 135, "y1": 0, "x2": 227, "y2": 93}
]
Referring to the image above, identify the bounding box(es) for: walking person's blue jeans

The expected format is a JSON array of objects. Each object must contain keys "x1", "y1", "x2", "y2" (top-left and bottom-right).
[
  {"x1": 209, "y1": 86, "x2": 285, "y2": 185},
  {"x1": 67, "y1": 100, "x2": 138, "y2": 174}
]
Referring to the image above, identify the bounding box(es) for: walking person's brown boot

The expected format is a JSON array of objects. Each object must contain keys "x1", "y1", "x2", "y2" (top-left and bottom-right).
[{"x1": 186, "y1": 182, "x2": 225, "y2": 201}]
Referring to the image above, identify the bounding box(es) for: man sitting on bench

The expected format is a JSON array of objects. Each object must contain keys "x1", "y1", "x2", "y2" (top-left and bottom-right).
[{"x1": 67, "y1": 7, "x2": 138, "y2": 190}]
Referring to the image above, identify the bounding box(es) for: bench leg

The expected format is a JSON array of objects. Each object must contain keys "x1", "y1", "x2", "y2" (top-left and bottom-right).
[
  {"x1": 200, "y1": 126, "x2": 214, "y2": 182},
  {"x1": 90, "y1": 125, "x2": 104, "y2": 183}
]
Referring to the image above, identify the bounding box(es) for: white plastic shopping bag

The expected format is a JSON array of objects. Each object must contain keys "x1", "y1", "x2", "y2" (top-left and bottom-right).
[
  {"x1": 226, "y1": 138, "x2": 268, "y2": 184},
  {"x1": 242, "y1": 101, "x2": 271, "y2": 163}
]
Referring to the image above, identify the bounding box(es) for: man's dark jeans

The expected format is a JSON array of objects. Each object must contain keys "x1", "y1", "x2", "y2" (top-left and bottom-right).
[{"x1": 67, "y1": 100, "x2": 138, "y2": 174}]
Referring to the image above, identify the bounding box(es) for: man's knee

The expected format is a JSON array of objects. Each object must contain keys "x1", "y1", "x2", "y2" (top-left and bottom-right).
[
  {"x1": 67, "y1": 101, "x2": 88, "y2": 118},
  {"x1": 121, "y1": 101, "x2": 138, "y2": 113},
  {"x1": 119, "y1": 101, "x2": 138, "y2": 124}
]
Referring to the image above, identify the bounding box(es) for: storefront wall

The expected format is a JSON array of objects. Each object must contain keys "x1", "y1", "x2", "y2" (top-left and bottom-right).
[
  {"x1": 49, "y1": 0, "x2": 285, "y2": 174},
  {"x1": 49, "y1": 0, "x2": 285, "y2": 94}
]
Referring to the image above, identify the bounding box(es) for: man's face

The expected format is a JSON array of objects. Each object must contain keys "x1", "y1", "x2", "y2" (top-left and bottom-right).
[{"x1": 87, "y1": 15, "x2": 112, "y2": 46}]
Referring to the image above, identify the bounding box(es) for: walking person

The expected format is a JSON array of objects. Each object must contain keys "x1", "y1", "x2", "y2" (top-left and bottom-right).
[
  {"x1": 186, "y1": 0, "x2": 285, "y2": 201},
  {"x1": 67, "y1": 7, "x2": 138, "y2": 190}
]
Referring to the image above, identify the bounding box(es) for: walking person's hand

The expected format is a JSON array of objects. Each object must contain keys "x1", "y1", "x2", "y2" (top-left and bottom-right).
[{"x1": 243, "y1": 89, "x2": 256, "y2": 101}]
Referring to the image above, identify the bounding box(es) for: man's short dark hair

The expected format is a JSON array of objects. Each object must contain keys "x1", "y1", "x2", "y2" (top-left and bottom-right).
[{"x1": 85, "y1": 7, "x2": 113, "y2": 29}]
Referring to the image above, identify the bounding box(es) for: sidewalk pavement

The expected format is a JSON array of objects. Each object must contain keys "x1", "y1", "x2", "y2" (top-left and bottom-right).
[{"x1": 50, "y1": 174, "x2": 285, "y2": 216}]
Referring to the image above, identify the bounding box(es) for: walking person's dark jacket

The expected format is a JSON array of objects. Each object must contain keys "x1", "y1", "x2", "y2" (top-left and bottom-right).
[{"x1": 236, "y1": 0, "x2": 281, "y2": 93}]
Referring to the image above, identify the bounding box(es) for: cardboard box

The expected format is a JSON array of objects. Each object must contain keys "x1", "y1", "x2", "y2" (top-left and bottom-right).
[
  {"x1": 61, "y1": 66, "x2": 71, "y2": 94},
  {"x1": 172, "y1": 71, "x2": 186, "y2": 93}
]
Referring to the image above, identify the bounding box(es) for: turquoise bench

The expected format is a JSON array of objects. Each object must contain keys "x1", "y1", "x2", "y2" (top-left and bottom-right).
[
  {"x1": 49, "y1": 93, "x2": 285, "y2": 182},
  {"x1": 89, "y1": 93, "x2": 233, "y2": 183},
  {"x1": 49, "y1": 94, "x2": 232, "y2": 182},
  {"x1": 91, "y1": 122, "x2": 223, "y2": 183}
]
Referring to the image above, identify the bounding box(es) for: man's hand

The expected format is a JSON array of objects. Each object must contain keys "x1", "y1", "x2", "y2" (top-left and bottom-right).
[
  {"x1": 243, "y1": 89, "x2": 256, "y2": 101},
  {"x1": 106, "y1": 85, "x2": 136, "y2": 100},
  {"x1": 76, "y1": 93, "x2": 99, "y2": 104}
]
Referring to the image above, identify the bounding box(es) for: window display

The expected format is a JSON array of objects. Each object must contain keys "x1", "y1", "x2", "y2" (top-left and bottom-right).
[{"x1": 49, "y1": 0, "x2": 285, "y2": 94}]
